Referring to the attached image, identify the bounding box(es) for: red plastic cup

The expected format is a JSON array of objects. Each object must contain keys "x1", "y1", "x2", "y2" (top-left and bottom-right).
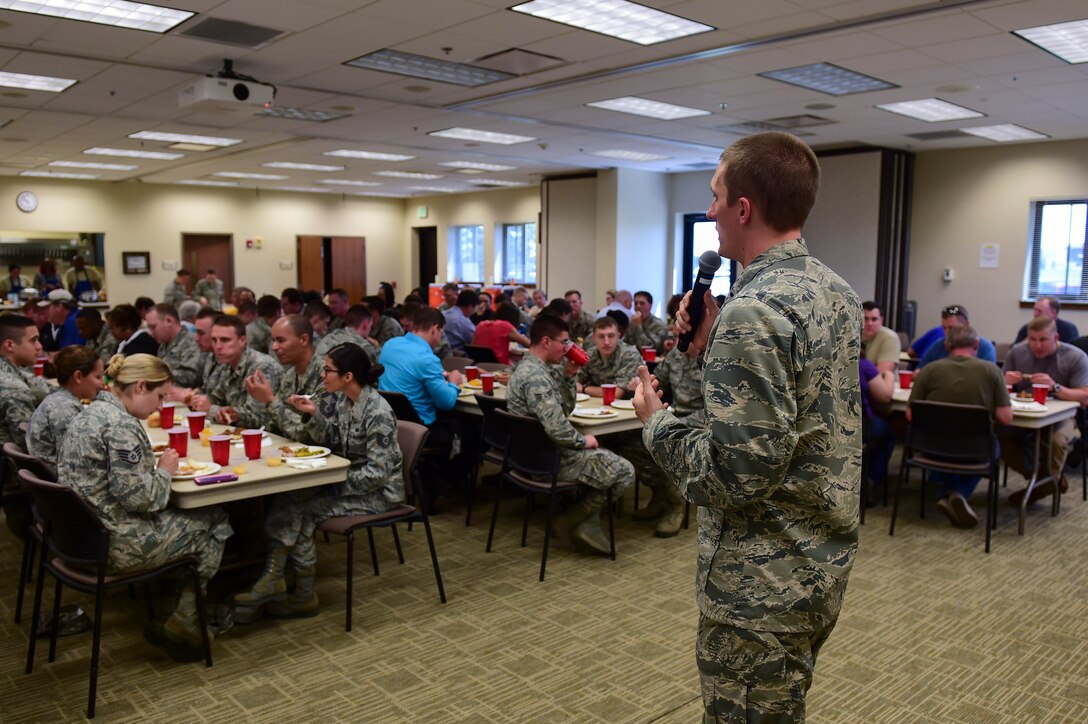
[
  {"x1": 160, "y1": 403, "x2": 176, "y2": 430},
  {"x1": 898, "y1": 370, "x2": 913, "y2": 389},
  {"x1": 1032, "y1": 383, "x2": 1049, "y2": 405},
  {"x1": 564, "y1": 344, "x2": 589, "y2": 366},
  {"x1": 209, "y1": 435, "x2": 231, "y2": 466},
  {"x1": 641, "y1": 347, "x2": 657, "y2": 362},
  {"x1": 480, "y1": 373, "x2": 495, "y2": 395},
  {"x1": 464, "y1": 366, "x2": 479, "y2": 382},
  {"x1": 186, "y1": 411, "x2": 207, "y2": 439},
  {"x1": 168, "y1": 427, "x2": 188, "y2": 457},
  {"x1": 33, "y1": 362, "x2": 44, "y2": 377},
  {"x1": 241, "y1": 429, "x2": 263, "y2": 460},
  {"x1": 601, "y1": 383, "x2": 617, "y2": 406}
]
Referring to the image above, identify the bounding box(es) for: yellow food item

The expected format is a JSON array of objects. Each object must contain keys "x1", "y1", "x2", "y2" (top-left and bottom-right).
[
  {"x1": 266, "y1": 457, "x2": 283, "y2": 467},
  {"x1": 147, "y1": 411, "x2": 161, "y2": 428},
  {"x1": 466, "y1": 379, "x2": 482, "y2": 388},
  {"x1": 231, "y1": 465, "x2": 247, "y2": 475}
]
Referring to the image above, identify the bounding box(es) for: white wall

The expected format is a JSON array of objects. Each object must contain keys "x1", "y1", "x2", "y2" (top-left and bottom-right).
[
  {"x1": 612, "y1": 168, "x2": 670, "y2": 317},
  {"x1": 910, "y1": 138, "x2": 1088, "y2": 343}
]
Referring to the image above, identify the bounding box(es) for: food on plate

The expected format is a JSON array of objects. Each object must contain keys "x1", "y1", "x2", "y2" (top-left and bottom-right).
[
  {"x1": 266, "y1": 457, "x2": 283, "y2": 467},
  {"x1": 1016, "y1": 391, "x2": 1033, "y2": 399},
  {"x1": 279, "y1": 445, "x2": 322, "y2": 458},
  {"x1": 466, "y1": 379, "x2": 483, "y2": 388},
  {"x1": 146, "y1": 411, "x2": 161, "y2": 428},
  {"x1": 175, "y1": 460, "x2": 208, "y2": 476},
  {"x1": 224, "y1": 426, "x2": 260, "y2": 442},
  {"x1": 152, "y1": 443, "x2": 169, "y2": 454}
]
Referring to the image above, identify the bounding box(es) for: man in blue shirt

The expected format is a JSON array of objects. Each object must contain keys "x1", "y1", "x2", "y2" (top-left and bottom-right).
[
  {"x1": 1012, "y1": 296, "x2": 1079, "y2": 345},
  {"x1": 379, "y1": 306, "x2": 463, "y2": 425},
  {"x1": 442, "y1": 289, "x2": 477, "y2": 354},
  {"x1": 38, "y1": 289, "x2": 84, "y2": 351},
  {"x1": 917, "y1": 304, "x2": 996, "y2": 368}
]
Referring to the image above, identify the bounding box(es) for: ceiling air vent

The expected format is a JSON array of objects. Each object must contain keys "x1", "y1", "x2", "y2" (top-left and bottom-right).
[
  {"x1": 180, "y1": 18, "x2": 285, "y2": 49},
  {"x1": 473, "y1": 49, "x2": 566, "y2": 75},
  {"x1": 904, "y1": 130, "x2": 969, "y2": 141}
]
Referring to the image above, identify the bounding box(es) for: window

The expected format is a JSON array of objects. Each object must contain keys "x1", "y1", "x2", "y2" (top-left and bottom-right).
[
  {"x1": 1025, "y1": 200, "x2": 1088, "y2": 300},
  {"x1": 447, "y1": 224, "x2": 484, "y2": 283},
  {"x1": 496, "y1": 222, "x2": 537, "y2": 284},
  {"x1": 682, "y1": 213, "x2": 734, "y2": 297}
]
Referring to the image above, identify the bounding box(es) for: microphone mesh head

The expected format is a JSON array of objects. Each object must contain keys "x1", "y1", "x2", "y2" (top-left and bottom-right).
[{"x1": 698, "y1": 250, "x2": 722, "y2": 275}]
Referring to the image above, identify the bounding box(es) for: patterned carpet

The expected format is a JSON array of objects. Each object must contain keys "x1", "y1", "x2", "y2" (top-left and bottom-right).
[{"x1": 1, "y1": 462, "x2": 1086, "y2": 723}]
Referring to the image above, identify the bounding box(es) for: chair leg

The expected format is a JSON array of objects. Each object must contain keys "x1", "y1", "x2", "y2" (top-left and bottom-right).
[
  {"x1": 485, "y1": 475, "x2": 504, "y2": 553},
  {"x1": 143, "y1": 583, "x2": 155, "y2": 621},
  {"x1": 540, "y1": 492, "x2": 559, "y2": 582},
  {"x1": 366, "y1": 528, "x2": 380, "y2": 576},
  {"x1": 606, "y1": 490, "x2": 615, "y2": 561},
  {"x1": 391, "y1": 524, "x2": 405, "y2": 565},
  {"x1": 889, "y1": 464, "x2": 908, "y2": 536},
  {"x1": 464, "y1": 463, "x2": 477, "y2": 527},
  {"x1": 682, "y1": 501, "x2": 690, "y2": 530},
  {"x1": 345, "y1": 531, "x2": 355, "y2": 632},
  {"x1": 918, "y1": 470, "x2": 927, "y2": 519},
  {"x1": 14, "y1": 535, "x2": 34, "y2": 624},
  {"x1": 633, "y1": 479, "x2": 640, "y2": 513},
  {"x1": 323, "y1": 531, "x2": 330, "y2": 543},
  {"x1": 190, "y1": 568, "x2": 213, "y2": 668},
  {"x1": 420, "y1": 514, "x2": 447, "y2": 604},
  {"x1": 521, "y1": 493, "x2": 532, "y2": 549},
  {"x1": 86, "y1": 580, "x2": 106, "y2": 718},
  {"x1": 48, "y1": 578, "x2": 62, "y2": 663},
  {"x1": 985, "y1": 474, "x2": 996, "y2": 553},
  {"x1": 25, "y1": 543, "x2": 49, "y2": 675}
]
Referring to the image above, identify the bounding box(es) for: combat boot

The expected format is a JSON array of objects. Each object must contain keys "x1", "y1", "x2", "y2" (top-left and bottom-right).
[
  {"x1": 570, "y1": 491, "x2": 611, "y2": 556},
  {"x1": 233, "y1": 545, "x2": 288, "y2": 606},
  {"x1": 654, "y1": 486, "x2": 686, "y2": 538},
  {"x1": 632, "y1": 483, "x2": 669, "y2": 521},
  {"x1": 265, "y1": 567, "x2": 320, "y2": 619},
  {"x1": 161, "y1": 587, "x2": 213, "y2": 663}
]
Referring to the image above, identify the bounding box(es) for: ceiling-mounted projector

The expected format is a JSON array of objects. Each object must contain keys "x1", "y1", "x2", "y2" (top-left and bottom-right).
[{"x1": 178, "y1": 76, "x2": 274, "y2": 111}]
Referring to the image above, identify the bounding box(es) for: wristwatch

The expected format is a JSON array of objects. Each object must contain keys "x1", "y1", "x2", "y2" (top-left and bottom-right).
[{"x1": 1053, "y1": 383, "x2": 1062, "y2": 394}]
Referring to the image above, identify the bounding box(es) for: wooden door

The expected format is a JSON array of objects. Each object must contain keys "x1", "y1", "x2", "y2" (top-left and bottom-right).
[
  {"x1": 330, "y1": 236, "x2": 366, "y2": 303},
  {"x1": 415, "y1": 226, "x2": 437, "y2": 290},
  {"x1": 297, "y1": 235, "x2": 325, "y2": 293},
  {"x1": 182, "y1": 233, "x2": 233, "y2": 299}
]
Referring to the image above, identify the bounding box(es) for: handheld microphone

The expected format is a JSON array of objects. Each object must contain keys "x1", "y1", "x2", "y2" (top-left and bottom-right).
[{"x1": 677, "y1": 250, "x2": 722, "y2": 353}]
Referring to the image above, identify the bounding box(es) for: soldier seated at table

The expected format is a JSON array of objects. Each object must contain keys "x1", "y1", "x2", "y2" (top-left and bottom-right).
[
  {"x1": 146, "y1": 303, "x2": 203, "y2": 389},
  {"x1": 244, "y1": 315, "x2": 324, "y2": 442},
  {"x1": 1001, "y1": 316, "x2": 1088, "y2": 506},
  {"x1": 624, "y1": 290, "x2": 669, "y2": 354},
  {"x1": 577, "y1": 316, "x2": 642, "y2": 399},
  {"x1": 506, "y1": 315, "x2": 634, "y2": 555},
  {"x1": 75, "y1": 308, "x2": 118, "y2": 364},
  {"x1": 246, "y1": 295, "x2": 281, "y2": 354},
  {"x1": 0, "y1": 314, "x2": 48, "y2": 448},
  {"x1": 58, "y1": 354, "x2": 232, "y2": 662},
  {"x1": 315, "y1": 303, "x2": 379, "y2": 364},
  {"x1": 189, "y1": 315, "x2": 282, "y2": 428},
  {"x1": 232, "y1": 343, "x2": 402, "y2": 620},
  {"x1": 27, "y1": 346, "x2": 107, "y2": 471},
  {"x1": 908, "y1": 325, "x2": 1011, "y2": 527}
]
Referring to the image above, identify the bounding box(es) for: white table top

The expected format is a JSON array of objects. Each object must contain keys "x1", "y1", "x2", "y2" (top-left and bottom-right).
[
  {"x1": 454, "y1": 385, "x2": 643, "y2": 436},
  {"x1": 890, "y1": 386, "x2": 1079, "y2": 429}
]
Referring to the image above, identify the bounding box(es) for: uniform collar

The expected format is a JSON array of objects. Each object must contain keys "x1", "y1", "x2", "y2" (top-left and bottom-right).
[{"x1": 731, "y1": 238, "x2": 809, "y2": 296}]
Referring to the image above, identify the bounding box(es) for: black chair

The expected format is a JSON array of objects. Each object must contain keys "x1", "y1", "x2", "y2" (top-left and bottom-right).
[
  {"x1": 317, "y1": 421, "x2": 446, "y2": 632},
  {"x1": 20, "y1": 470, "x2": 212, "y2": 719},
  {"x1": 465, "y1": 344, "x2": 500, "y2": 364},
  {"x1": 2, "y1": 442, "x2": 57, "y2": 624},
  {"x1": 486, "y1": 409, "x2": 616, "y2": 581},
  {"x1": 889, "y1": 401, "x2": 1001, "y2": 552},
  {"x1": 442, "y1": 356, "x2": 472, "y2": 373},
  {"x1": 468, "y1": 394, "x2": 509, "y2": 526}
]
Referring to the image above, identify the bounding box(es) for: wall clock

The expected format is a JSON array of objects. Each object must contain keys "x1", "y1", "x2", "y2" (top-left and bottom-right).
[{"x1": 16, "y1": 190, "x2": 38, "y2": 213}]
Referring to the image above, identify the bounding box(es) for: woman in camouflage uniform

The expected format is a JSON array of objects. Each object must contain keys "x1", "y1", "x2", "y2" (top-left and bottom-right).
[
  {"x1": 57, "y1": 354, "x2": 232, "y2": 662},
  {"x1": 26, "y1": 346, "x2": 106, "y2": 470},
  {"x1": 233, "y1": 343, "x2": 403, "y2": 619}
]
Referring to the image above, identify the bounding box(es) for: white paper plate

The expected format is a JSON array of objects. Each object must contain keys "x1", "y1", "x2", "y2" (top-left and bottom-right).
[
  {"x1": 172, "y1": 462, "x2": 221, "y2": 480},
  {"x1": 572, "y1": 407, "x2": 617, "y2": 419},
  {"x1": 575, "y1": 393, "x2": 590, "y2": 402},
  {"x1": 1010, "y1": 400, "x2": 1047, "y2": 414},
  {"x1": 464, "y1": 379, "x2": 503, "y2": 390},
  {"x1": 276, "y1": 445, "x2": 332, "y2": 459},
  {"x1": 609, "y1": 399, "x2": 635, "y2": 410}
]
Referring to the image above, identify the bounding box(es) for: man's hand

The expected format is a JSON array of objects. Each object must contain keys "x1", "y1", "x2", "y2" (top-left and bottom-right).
[
  {"x1": 632, "y1": 365, "x2": 666, "y2": 423},
  {"x1": 583, "y1": 434, "x2": 599, "y2": 449},
  {"x1": 674, "y1": 289, "x2": 719, "y2": 353},
  {"x1": 287, "y1": 394, "x2": 317, "y2": 415},
  {"x1": 189, "y1": 394, "x2": 211, "y2": 412},
  {"x1": 216, "y1": 406, "x2": 239, "y2": 424},
  {"x1": 446, "y1": 370, "x2": 464, "y2": 386},
  {"x1": 1031, "y1": 372, "x2": 1056, "y2": 389},
  {"x1": 563, "y1": 359, "x2": 582, "y2": 377},
  {"x1": 157, "y1": 449, "x2": 179, "y2": 474},
  {"x1": 1004, "y1": 370, "x2": 1024, "y2": 386},
  {"x1": 245, "y1": 369, "x2": 274, "y2": 404},
  {"x1": 165, "y1": 386, "x2": 192, "y2": 403},
  {"x1": 629, "y1": 312, "x2": 642, "y2": 327}
]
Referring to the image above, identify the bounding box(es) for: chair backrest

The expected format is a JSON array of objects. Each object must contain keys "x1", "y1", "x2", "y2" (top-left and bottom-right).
[
  {"x1": 897, "y1": 331, "x2": 910, "y2": 351},
  {"x1": 494, "y1": 409, "x2": 560, "y2": 479},
  {"x1": 396, "y1": 420, "x2": 428, "y2": 501},
  {"x1": 474, "y1": 394, "x2": 509, "y2": 451},
  {"x1": 906, "y1": 400, "x2": 996, "y2": 462},
  {"x1": 379, "y1": 390, "x2": 425, "y2": 425},
  {"x1": 18, "y1": 469, "x2": 107, "y2": 568},
  {"x1": 1070, "y1": 335, "x2": 1088, "y2": 357},
  {"x1": 465, "y1": 344, "x2": 499, "y2": 363},
  {"x1": 3, "y1": 442, "x2": 58, "y2": 482},
  {"x1": 994, "y1": 340, "x2": 1011, "y2": 365}
]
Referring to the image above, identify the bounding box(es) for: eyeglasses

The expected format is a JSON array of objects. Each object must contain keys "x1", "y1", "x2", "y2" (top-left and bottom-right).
[
  {"x1": 941, "y1": 305, "x2": 963, "y2": 317},
  {"x1": 321, "y1": 367, "x2": 339, "y2": 376}
]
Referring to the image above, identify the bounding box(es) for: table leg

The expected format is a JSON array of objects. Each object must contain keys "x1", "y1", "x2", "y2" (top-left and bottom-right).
[{"x1": 1018, "y1": 422, "x2": 1061, "y2": 535}]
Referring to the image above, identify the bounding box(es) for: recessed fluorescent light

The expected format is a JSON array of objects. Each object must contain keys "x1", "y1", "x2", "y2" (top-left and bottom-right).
[
  {"x1": 759, "y1": 63, "x2": 896, "y2": 96},
  {"x1": 373, "y1": 171, "x2": 444, "y2": 179},
  {"x1": 84, "y1": 147, "x2": 184, "y2": 160},
  {"x1": 439, "y1": 161, "x2": 518, "y2": 171},
  {"x1": 49, "y1": 160, "x2": 137, "y2": 171},
  {"x1": 961, "y1": 124, "x2": 1050, "y2": 142},
  {"x1": 875, "y1": 98, "x2": 984, "y2": 122},
  {"x1": 129, "y1": 131, "x2": 242, "y2": 147},
  {"x1": 473, "y1": 179, "x2": 527, "y2": 187},
  {"x1": 0, "y1": 0, "x2": 193, "y2": 33},
  {"x1": 0, "y1": 70, "x2": 77, "y2": 93},
  {"x1": 213, "y1": 172, "x2": 288, "y2": 180},
  {"x1": 586, "y1": 96, "x2": 710, "y2": 119},
  {"x1": 254, "y1": 107, "x2": 350, "y2": 122},
  {"x1": 428, "y1": 127, "x2": 536, "y2": 145},
  {"x1": 590, "y1": 149, "x2": 669, "y2": 161},
  {"x1": 323, "y1": 149, "x2": 415, "y2": 161},
  {"x1": 411, "y1": 186, "x2": 459, "y2": 193},
  {"x1": 511, "y1": 0, "x2": 713, "y2": 45},
  {"x1": 271, "y1": 186, "x2": 333, "y2": 194},
  {"x1": 318, "y1": 179, "x2": 384, "y2": 187},
  {"x1": 262, "y1": 162, "x2": 345, "y2": 172},
  {"x1": 177, "y1": 180, "x2": 240, "y2": 187},
  {"x1": 1014, "y1": 19, "x2": 1088, "y2": 64},
  {"x1": 345, "y1": 48, "x2": 515, "y2": 87},
  {"x1": 20, "y1": 170, "x2": 98, "y2": 179},
  {"x1": 169, "y1": 143, "x2": 217, "y2": 152}
]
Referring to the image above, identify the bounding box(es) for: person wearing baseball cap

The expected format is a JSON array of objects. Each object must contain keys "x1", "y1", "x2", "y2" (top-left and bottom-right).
[
  {"x1": 39, "y1": 288, "x2": 83, "y2": 351},
  {"x1": 916, "y1": 304, "x2": 997, "y2": 369}
]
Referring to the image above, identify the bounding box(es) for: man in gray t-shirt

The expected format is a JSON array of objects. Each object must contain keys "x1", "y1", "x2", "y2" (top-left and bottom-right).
[{"x1": 1002, "y1": 317, "x2": 1088, "y2": 506}]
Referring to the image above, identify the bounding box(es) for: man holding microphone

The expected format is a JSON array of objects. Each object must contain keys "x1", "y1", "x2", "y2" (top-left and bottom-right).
[{"x1": 633, "y1": 131, "x2": 861, "y2": 721}]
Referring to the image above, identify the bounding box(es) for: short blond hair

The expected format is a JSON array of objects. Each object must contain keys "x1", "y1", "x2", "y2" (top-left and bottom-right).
[{"x1": 106, "y1": 353, "x2": 172, "y2": 391}]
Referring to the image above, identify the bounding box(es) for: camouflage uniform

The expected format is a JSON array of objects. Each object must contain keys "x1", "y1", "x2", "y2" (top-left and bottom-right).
[
  {"x1": 192, "y1": 278, "x2": 224, "y2": 310},
  {"x1": 625, "y1": 312, "x2": 669, "y2": 353},
  {"x1": 654, "y1": 346, "x2": 706, "y2": 425},
  {"x1": 577, "y1": 342, "x2": 642, "y2": 390},
  {"x1": 246, "y1": 318, "x2": 272, "y2": 354},
  {"x1": 433, "y1": 331, "x2": 452, "y2": 360},
  {"x1": 162, "y1": 280, "x2": 189, "y2": 307},
  {"x1": 327, "y1": 317, "x2": 346, "y2": 332},
  {"x1": 0, "y1": 357, "x2": 41, "y2": 447},
  {"x1": 20, "y1": 366, "x2": 52, "y2": 406},
  {"x1": 570, "y1": 310, "x2": 596, "y2": 345},
  {"x1": 57, "y1": 394, "x2": 232, "y2": 583},
  {"x1": 261, "y1": 353, "x2": 325, "y2": 443},
  {"x1": 202, "y1": 347, "x2": 283, "y2": 428},
  {"x1": 158, "y1": 328, "x2": 203, "y2": 389},
  {"x1": 264, "y1": 387, "x2": 404, "y2": 569},
  {"x1": 373, "y1": 315, "x2": 404, "y2": 346},
  {"x1": 507, "y1": 354, "x2": 633, "y2": 497},
  {"x1": 642, "y1": 238, "x2": 861, "y2": 721},
  {"x1": 26, "y1": 388, "x2": 107, "y2": 469},
  {"x1": 314, "y1": 327, "x2": 379, "y2": 365},
  {"x1": 86, "y1": 324, "x2": 119, "y2": 364}
]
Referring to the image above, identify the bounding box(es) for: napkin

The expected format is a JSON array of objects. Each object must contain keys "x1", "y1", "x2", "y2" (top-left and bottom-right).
[{"x1": 286, "y1": 458, "x2": 328, "y2": 470}]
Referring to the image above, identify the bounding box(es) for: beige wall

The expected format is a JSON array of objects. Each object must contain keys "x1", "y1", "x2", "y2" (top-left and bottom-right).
[
  {"x1": 0, "y1": 178, "x2": 406, "y2": 303},
  {"x1": 910, "y1": 138, "x2": 1088, "y2": 344},
  {"x1": 543, "y1": 176, "x2": 598, "y2": 305}
]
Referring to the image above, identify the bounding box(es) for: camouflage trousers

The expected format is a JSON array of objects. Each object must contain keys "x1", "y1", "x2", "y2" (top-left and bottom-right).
[
  {"x1": 605, "y1": 431, "x2": 669, "y2": 496},
  {"x1": 696, "y1": 615, "x2": 835, "y2": 723},
  {"x1": 265, "y1": 485, "x2": 395, "y2": 568},
  {"x1": 558, "y1": 446, "x2": 634, "y2": 497},
  {"x1": 109, "y1": 506, "x2": 232, "y2": 585}
]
